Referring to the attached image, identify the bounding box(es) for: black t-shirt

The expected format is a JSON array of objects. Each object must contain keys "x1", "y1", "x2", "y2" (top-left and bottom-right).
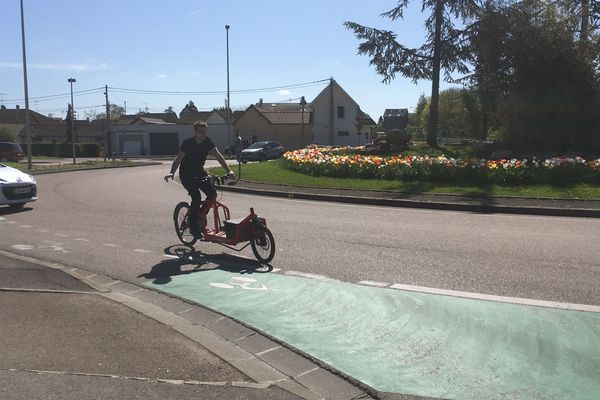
[{"x1": 179, "y1": 136, "x2": 215, "y2": 178}]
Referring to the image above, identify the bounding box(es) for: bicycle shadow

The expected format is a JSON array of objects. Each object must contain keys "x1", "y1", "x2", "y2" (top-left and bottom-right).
[{"x1": 138, "y1": 244, "x2": 273, "y2": 285}]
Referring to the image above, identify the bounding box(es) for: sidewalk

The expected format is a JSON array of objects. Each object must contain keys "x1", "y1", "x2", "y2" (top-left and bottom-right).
[
  {"x1": 221, "y1": 179, "x2": 600, "y2": 218},
  {"x1": 0, "y1": 251, "x2": 371, "y2": 400}
]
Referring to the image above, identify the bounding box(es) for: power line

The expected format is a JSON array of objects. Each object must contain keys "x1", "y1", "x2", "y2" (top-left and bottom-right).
[
  {"x1": 3, "y1": 79, "x2": 330, "y2": 111},
  {"x1": 108, "y1": 78, "x2": 330, "y2": 96},
  {"x1": 5, "y1": 87, "x2": 105, "y2": 103}
]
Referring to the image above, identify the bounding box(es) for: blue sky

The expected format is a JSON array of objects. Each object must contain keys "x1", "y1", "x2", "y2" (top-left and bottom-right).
[{"x1": 1, "y1": 0, "x2": 458, "y2": 121}]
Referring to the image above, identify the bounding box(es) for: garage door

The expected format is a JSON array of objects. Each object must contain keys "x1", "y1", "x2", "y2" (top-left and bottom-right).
[
  {"x1": 150, "y1": 132, "x2": 179, "y2": 155},
  {"x1": 123, "y1": 140, "x2": 142, "y2": 156}
]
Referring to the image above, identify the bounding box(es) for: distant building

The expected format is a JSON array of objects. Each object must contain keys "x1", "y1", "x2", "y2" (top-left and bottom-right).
[
  {"x1": 310, "y1": 79, "x2": 376, "y2": 147},
  {"x1": 234, "y1": 102, "x2": 312, "y2": 151},
  {"x1": 380, "y1": 109, "x2": 409, "y2": 131},
  {"x1": 0, "y1": 106, "x2": 61, "y2": 140}
]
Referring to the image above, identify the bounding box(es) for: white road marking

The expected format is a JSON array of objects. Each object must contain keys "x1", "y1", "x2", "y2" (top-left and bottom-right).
[
  {"x1": 39, "y1": 243, "x2": 65, "y2": 251},
  {"x1": 11, "y1": 244, "x2": 34, "y2": 250},
  {"x1": 209, "y1": 282, "x2": 234, "y2": 289},
  {"x1": 284, "y1": 270, "x2": 332, "y2": 281},
  {"x1": 103, "y1": 243, "x2": 119, "y2": 247},
  {"x1": 133, "y1": 249, "x2": 152, "y2": 253},
  {"x1": 258, "y1": 267, "x2": 600, "y2": 313},
  {"x1": 20, "y1": 225, "x2": 32, "y2": 228},
  {"x1": 55, "y1": 233, "x2": 69, "y2": 238},
  {"x1": 389, "y1": 283, "x2": 600, "y2": 313},
  {"x1": 74, "y1": 238, "x2": 90, "y2": 241},
  {"x1": 358, "y1": 280, "x2": 390, "y2": 288}
]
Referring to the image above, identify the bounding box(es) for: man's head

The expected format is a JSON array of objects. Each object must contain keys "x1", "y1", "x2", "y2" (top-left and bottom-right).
[{"x1": 193, "y1": 121, "x2": 208, "y2": 140}]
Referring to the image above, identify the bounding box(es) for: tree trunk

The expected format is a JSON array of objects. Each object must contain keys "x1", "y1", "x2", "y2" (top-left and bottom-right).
[
  {"x1": 581, "y1": 0, "x2": 590, "y2": 44},
  {"x1": 580, "y1": 0, "x2": 591, "y2": 59},
  {"x1": 427, "y1": 0, "x2": 443, "y2": 148}
]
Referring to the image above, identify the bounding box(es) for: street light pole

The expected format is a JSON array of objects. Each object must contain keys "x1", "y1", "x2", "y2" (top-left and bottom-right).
[
  {"x1": 19, "y1": 0, "x2": 32, "y2": 170},
  {"x1": 68, "y1": 78, "x2": 76, "y2": 164},
  {"x1": 300, "y1": 96, "x2": 306, "y2": 148},
  {"x1": 225, "y1": 25, "x2": 232, "y2": 147}
]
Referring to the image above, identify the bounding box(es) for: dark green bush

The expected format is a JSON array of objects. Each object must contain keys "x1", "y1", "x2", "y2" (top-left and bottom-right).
[{"x1": 80, "y1": 143, "x2": 100, "y2": 157}]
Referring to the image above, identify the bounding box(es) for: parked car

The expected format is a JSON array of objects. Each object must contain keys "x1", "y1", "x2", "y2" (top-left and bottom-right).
[
  {"x1": 0, "y1": 163, "x2": 37, "y2": 209},
  {"x1": 222, "y1": 140, "x2": 249, "y2": 159},
  {"x1": 240, "y1": 141, "x2": 285, "y2": 163},
  {"x1": 0, "y1": 142, "x2": 24, "y2": 162}
]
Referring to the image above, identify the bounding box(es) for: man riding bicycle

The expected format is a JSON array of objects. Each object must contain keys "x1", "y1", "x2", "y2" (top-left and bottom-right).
[{"x1": 164, "y1": 121, "x2": 235, "y2": 237}]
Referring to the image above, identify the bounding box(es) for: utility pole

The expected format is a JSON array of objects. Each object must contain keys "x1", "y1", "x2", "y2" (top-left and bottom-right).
[
  {"x1": 19, "y1": 0, "x2": 32, "y2": 170},
  {"x1": 103, "y1": 85, "x2": 109, "y2": 161},
  {"x1": 300, "y1": 96, "x2": 306, "y2": 148},
  {"x1": 225, "y1": 25, "x2": 232, "y2": 147},
  {"x1": 68, "y1": 78, "x2": 76, "y2": 164},
  {"x1": 328, "y1": 77, "x2": 334, "y2": 145}
]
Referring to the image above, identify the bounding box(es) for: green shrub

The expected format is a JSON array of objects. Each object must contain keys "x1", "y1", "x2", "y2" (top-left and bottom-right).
[
  {"x1": 58, "y1": 143, "x2": 80, "y2": 158},
  {"x1": 385, "y1": 129, "x2": 411, "y2": 145},
  {"x1": 0, "y1": 127, "x2": 15, "y2": 142},
  {"x1": 80, "y1": 143, "x2": 99, "y2": 157}
]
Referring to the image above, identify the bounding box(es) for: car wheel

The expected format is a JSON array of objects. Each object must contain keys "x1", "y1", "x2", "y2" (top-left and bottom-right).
[{"x1": 0, "y1": 156, "x2": 8, "y2": 163}]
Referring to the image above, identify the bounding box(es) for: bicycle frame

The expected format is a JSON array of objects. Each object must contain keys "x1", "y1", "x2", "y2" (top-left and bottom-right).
[
  {"x1": 190, "y1": 198, "x2": 263, "y2": 248},
  {"x1": 173, "y1": 174, "x2": 275, "y2": 263}
]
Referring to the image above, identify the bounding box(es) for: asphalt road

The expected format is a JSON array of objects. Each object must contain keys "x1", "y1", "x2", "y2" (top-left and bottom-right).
[{"x1": 1, "y1": 162, "x2": 599, "y2": 307}]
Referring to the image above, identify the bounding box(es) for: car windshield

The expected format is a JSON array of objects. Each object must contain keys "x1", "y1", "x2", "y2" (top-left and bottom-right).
[{"x1": 246, "y1": 142, "x2": 268, "y2": 149}]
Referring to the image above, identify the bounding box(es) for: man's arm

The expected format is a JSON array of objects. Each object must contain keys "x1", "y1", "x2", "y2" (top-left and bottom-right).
[
  {"x1": 211, "y1": 147, "x2": 235, "y2": 177},
  {"x1": 164, "y1": 151, "x2": 185, "y2": 181}
]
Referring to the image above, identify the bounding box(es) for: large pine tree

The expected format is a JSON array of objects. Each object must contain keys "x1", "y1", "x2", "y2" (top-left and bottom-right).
[{"x1": 345, "y1": 0, "x2": 479, "y2": 147}]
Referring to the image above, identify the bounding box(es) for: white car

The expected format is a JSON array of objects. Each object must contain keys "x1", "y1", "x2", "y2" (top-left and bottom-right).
[{"x1": 0, "y1": 163, "x2": 37, "y2": 209}]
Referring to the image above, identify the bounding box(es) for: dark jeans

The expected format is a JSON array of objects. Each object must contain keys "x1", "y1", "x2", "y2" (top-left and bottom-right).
[{"x1": 180, "y1": 175, "x2": 217, "y2": 228}]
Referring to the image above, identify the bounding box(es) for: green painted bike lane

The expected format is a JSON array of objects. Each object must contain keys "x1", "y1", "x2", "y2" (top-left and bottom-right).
[{"x1": 144, "y1": 269, "x2": 600, "y2": 400}]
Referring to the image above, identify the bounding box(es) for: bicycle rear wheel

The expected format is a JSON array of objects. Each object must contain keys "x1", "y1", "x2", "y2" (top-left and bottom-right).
[
  {"x1": 174, "y1": 202, "x2": 197, "y2": 246},
  {"x1": 250, "y1": 224, "x2": 275, "y2": 264}
]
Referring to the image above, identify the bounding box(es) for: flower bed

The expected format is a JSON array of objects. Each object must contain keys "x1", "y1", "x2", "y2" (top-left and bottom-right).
[{"x1": 282, "y1": 146, "x2": 600, "y2": 185}]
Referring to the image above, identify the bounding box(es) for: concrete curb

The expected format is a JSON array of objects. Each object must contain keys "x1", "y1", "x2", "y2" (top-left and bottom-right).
[
  {"x1": 219, "y1": 183, "x2": 600, "y2": 218},
  {"x1": 28, "y1": 161, "x2": 162, "y2": 175},
  {"x1": 0, "y1": 250, "x2": 375, "y2": 400}
]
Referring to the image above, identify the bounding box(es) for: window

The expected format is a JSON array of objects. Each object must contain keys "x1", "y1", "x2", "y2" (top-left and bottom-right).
[
  {"x1": 337, "y1": 131, "x2": 349, "y2": 136},
  {"x1": 337, "y1": 106, "x2": 345, "y2": 119}
]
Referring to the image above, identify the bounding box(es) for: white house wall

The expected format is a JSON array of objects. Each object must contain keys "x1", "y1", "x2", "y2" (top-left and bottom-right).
[
  {"x1": 311, "y1": 82, "x2": 360, "y2": 147},
  {"x1": 206, "y1": 113, "x2": 232, "y2": 151}
]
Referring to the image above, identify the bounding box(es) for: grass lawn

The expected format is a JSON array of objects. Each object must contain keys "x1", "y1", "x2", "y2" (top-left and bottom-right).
[{"x1": 212, "y1": 160, "x2": 600, "y2": 200}]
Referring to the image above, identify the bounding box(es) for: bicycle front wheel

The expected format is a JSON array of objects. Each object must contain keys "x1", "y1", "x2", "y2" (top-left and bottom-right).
[
  {"x1": 250, "y1": 224, "x2": 275, "y2": 264},
  {"x1": 174, "y1": 202, "x2": 197, "y2": 246}
]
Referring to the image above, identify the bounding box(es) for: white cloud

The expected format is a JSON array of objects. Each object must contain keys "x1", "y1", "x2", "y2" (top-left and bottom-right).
[
  {"x1": 186, "y1": 9, "x2": 204, "y2": 17},
  {"x1": 278, "y1": 90, "x2": 291, "y2": 96},
  {"x1": 156, "y1": 74, "x2": 167, "y2": 79},
  {"x1": 0, "y1": 61, "x2": 110, "y2": 72}
]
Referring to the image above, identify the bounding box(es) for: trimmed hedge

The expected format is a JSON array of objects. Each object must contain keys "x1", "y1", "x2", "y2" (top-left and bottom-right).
[{"x1": 22, "y1": 143, "x2": 100, "y2": 157}]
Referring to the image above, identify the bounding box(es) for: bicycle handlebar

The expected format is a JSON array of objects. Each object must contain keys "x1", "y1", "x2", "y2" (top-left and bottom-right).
[{"x1": 210, "y1": 173, "x2": 236, "y2": 186}]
